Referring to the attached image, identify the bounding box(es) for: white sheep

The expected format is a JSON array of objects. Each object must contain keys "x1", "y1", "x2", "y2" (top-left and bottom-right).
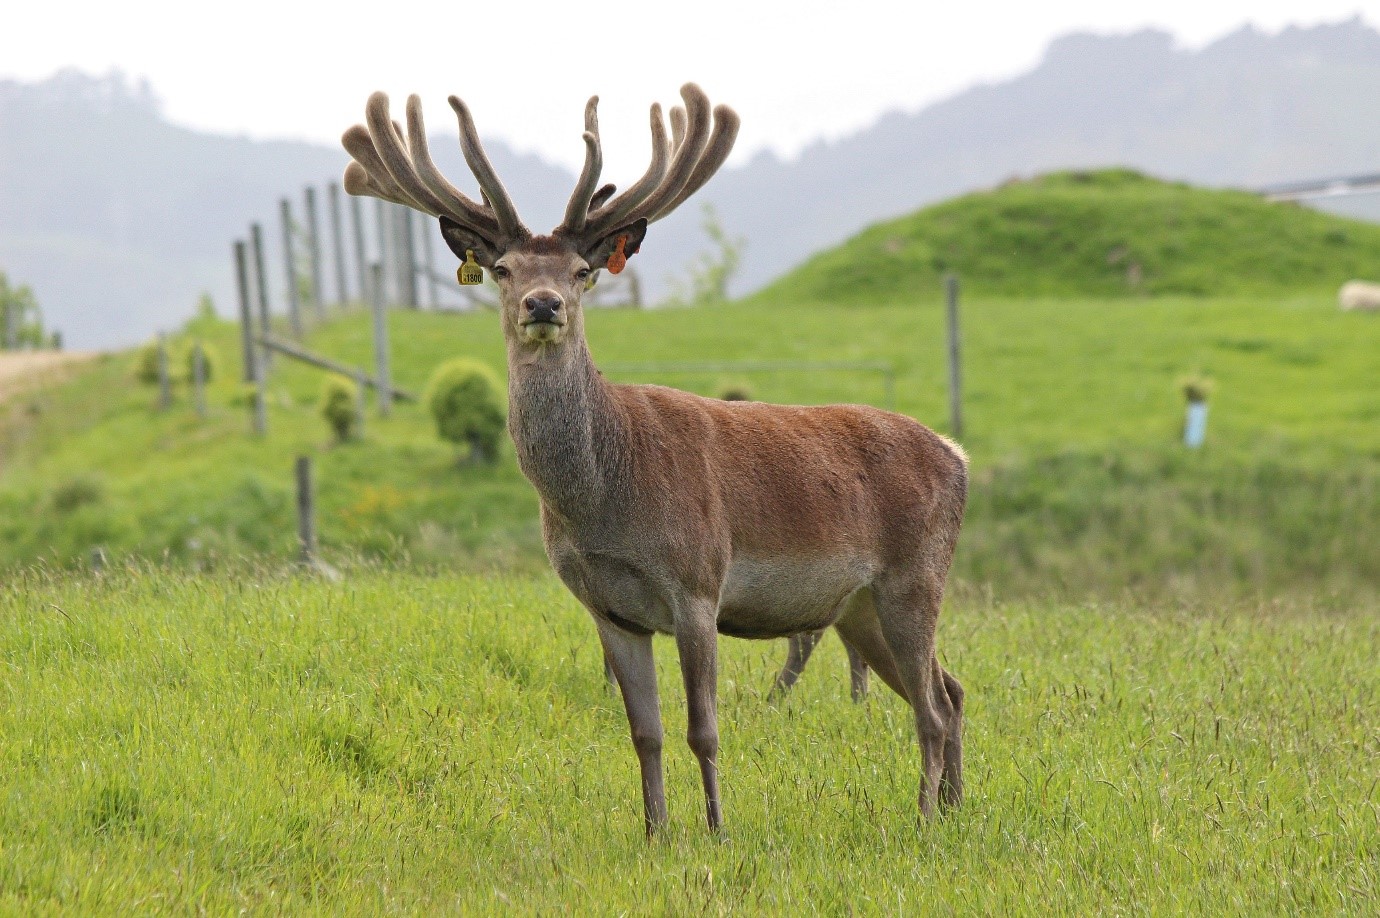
[{"x1": 1338, "y1": 280, "x2": 1380, "y2": 312}]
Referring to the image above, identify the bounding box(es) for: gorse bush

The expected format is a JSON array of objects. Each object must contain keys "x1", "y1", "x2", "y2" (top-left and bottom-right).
[
  {"x1": 426, "y1": 359, "x2": 505, "y2": 464},
  {"x1": 319, "y1": 374, "x2": 360, "y2": 443},
  {"x1": 50, "y1": 474, "x2": 105, "y2": 513},
  {"x1": 133, "y1": 342, "x2": 163, "y2": 385}
]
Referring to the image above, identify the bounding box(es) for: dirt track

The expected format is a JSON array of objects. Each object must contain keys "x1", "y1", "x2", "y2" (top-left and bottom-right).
[{"x1": 0, "y1": 351, "x2": 99, "y2": 404}]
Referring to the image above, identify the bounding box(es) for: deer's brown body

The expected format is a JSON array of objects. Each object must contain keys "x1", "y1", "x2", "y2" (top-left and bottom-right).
[{"x1": 342, "y1": 85, "x2": 968, "y2": 833}]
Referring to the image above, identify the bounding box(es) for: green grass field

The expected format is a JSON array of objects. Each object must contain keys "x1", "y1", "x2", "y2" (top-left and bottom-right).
[
  {"x1": 3, "y1": 288, "x2": 1378, "y2": 599},
  {"x1": 2, "y1": 570, "x2": 1376, "y2": 913}
]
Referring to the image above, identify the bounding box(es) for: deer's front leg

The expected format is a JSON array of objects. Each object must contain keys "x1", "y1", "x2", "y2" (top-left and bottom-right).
[
  {"x1": 675, "y1": 599, "x2": 723, "y2": 831},
  {"x1": 596, "y1": 619, "x2": 667, "y2": 835}
]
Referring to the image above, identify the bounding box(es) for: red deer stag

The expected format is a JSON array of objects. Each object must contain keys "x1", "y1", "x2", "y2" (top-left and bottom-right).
[{"x1": 341, "y1": 84, "x2": 969, "y2": 833}]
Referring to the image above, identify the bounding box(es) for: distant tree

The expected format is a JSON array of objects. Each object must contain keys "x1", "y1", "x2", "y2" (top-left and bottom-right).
[
  {"x1": 426, "y1": 359, "x2": 506, "y2": 464},
  {"x1": 665, "y1": 204, "x2": 745, "y2": 308},
  {"x1": 0, "y1": 271, "x2": 45, "y2": 350}
]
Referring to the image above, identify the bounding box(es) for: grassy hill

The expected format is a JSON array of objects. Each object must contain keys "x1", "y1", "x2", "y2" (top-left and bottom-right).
[
  {"x1": 4, "y1": 170, "x2": 1380, "y2": 597},
  {"x1": 3, "y1": 284, "x2": 1377, "y2": 599},
  {"x1": 756, "y1": 169, "x2": 1380, "y2": 303}
]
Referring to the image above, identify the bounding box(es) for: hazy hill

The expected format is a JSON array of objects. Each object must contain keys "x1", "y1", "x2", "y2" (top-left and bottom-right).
[
  {"x1": 0, "y1": 71, "x2": 572, "y2": 349},
  {"x1": 4, "y1": 18, "x2": 1380, "y2": 347},
  {"x1": 758, "y1": 169, "x2": 1380, "y2": 304},
  {"x1": 669, "y1": 17, "x2": 1380, "y2": 307}
]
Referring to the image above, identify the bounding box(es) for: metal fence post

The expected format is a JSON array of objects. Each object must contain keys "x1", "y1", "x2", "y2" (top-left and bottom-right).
[{"x1": 945, "y1": 273, "x2": 963, "y2": 440}]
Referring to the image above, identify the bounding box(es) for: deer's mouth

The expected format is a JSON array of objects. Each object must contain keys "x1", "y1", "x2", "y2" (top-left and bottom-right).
[{"x1": 519, "y1": 318, "x2": 566, "y2": 342}]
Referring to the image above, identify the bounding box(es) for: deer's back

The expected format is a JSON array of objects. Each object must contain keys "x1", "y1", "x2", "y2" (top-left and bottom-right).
[{"x1": 611, "y1": 384, "x2": 967, "y2": 562}]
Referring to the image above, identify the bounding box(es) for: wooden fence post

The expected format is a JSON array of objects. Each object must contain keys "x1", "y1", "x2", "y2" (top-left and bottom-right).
[
  {"x1": 371, "y1": 263, "x2": 393, "y2": 418},
  {"x1": 419, "y1": 210, "x2": 439, "y2": 308},
  {"x1": 349, "y1": 194, "x2": 369, "y2": 307},
  {"x1": 304, "y1": 186, "x2": 325, "y2": 319},
  {"x1": 250, "y1": 222, "x2": 273, "y2": 370},
  {"x1": 295, "y1": 455, "x2": 317, "y2": 564},
  {"x1": 280, "y1": 199, "x2": 303, "y2": 337},
  {"x1": 328, "y1": 182, "x2": 349, "y2": 307},
  {"x1": 235, "y1": 240, "x2": 267, "y2": 435},
  {"x1": 192, "y1": 341, "x2": 207, "y2": 419},
  {"x1": 398, "y1": 204, "x2": 419, "y2": 308},
  {"x1": 353, "y1": 369, "x2": 369, "y2": 437},
  {"x1": 945, "y1": 273, "x2": 963, "y2": 440},
  {"x1": 156, "y1": 331, "x2": 171, "y2": 410},
  {"x1": 374, "y1": 198, "x2": 390, "y2": 306}
]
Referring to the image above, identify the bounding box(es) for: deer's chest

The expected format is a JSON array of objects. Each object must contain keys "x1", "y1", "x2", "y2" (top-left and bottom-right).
[{"x1": 546, "y1": 537, "x2": 678, "y2": 635}]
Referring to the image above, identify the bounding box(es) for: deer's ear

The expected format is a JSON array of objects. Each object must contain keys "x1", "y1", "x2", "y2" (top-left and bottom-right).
[
  {"x1": 582, "y1": 218, "x2": 649, "y2": 270},
  {"x1": 438, "y1": 216, "x2": 501, "y2": 267}
]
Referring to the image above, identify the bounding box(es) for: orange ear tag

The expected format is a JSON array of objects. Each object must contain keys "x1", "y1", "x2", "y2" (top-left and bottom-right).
[
  {"x1": 607, "y1": 235, "x2": 629, "y2": 275},
  {"x1": 457, "y1": 249, "x2": 484, "y2": 285}
]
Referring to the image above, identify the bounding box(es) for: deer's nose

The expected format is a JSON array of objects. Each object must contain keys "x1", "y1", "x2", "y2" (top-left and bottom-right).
[{"x1": 524, "y1": 294, "x2": 563, "y2": 323}]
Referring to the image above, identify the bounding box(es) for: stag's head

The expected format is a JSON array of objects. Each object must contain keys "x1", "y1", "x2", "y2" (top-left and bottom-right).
[{"x1": 341, "y1": 85, "x2": 738, "y2": 349}]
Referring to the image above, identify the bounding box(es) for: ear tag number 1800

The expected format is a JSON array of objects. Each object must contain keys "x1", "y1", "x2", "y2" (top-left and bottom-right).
[{"x1": 457, "y1": 249, "x2": 484, "y2": 286}]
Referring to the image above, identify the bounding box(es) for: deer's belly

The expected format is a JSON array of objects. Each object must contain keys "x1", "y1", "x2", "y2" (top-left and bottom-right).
[{"x1": 716, "y1": 556, "x2": 874, "y2": 639}]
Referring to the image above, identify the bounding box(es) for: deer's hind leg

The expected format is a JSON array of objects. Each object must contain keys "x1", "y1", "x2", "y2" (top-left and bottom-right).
[
  {"x1": 871, "y1": 572, "x2": 960, "y2": 820},
  {"x1": 770, "y1": 630, "x2": 824, "y2": 700}
]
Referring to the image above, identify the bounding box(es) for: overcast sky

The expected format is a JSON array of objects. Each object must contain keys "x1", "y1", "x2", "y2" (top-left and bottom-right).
[{"x1": 7, "y1": 1, "x2": 1378, "y2": 182}]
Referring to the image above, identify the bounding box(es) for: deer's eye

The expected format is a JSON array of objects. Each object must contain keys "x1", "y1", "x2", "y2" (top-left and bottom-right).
[
  {"x1": 492, "y1": 265, "x2": 510, "y2": 280},
  {"x1": 575, "y1": 268, "x2": 591, "y2": 281}
]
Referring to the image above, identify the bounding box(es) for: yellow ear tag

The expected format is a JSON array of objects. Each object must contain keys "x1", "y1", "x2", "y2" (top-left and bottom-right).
[
  {"x1": 607, "y1": 235, "x2": 629, "y2": 275},
  {"x1": 457, "y1": 249, "x2": 484, "y2": 286},
  {"x1": 584, "y1": 270, "x2": 598, "y2": 291}
]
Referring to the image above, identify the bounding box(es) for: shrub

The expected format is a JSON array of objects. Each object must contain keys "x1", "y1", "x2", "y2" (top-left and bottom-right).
[
  {"x1": 51, "y1": 474, "x2": 106, "y2": 513},
  {"x1": 718, "y1": 382, "x2": 753, "y2": 401},
  {"x1": 426, "y1": 359, "x2": 506, "y2": 464},
  {"x1": 1179, "y1": 374, "x2": 1214, "y2": 404},
  {"x1": 320, "y1": 374, "x2": 360, "y2": 443},
  {"x1": 133, "y1": 342, "x2": 163, "y2": 385}
]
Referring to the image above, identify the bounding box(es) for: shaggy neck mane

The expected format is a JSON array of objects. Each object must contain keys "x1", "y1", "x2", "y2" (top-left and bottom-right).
[{"x1": 505, "y1": 336, "x2": 630, "y2": 521}]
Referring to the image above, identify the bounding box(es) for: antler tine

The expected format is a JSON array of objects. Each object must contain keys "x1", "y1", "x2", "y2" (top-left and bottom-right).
[
  {"x1": 403, "y1": 95, "x2": 501, "y2": 237},
  {"x1": 589, "y1": 183, "x2": 617, "y2": 211},
  {"x1": 606, "y1": 83, "x2": 712, "y2": 229},
  {"x1": 669, "y1": 105, "x2": 687, "y2": 151},
  {"x1": 363, "y1": 93, "x2": 450, "y2": 217},
  {"x1": 648, "y1": 104, "x2": 741, "y2": 222},
  {"x1": 448, "y1": 95, "x2": 527, "y2": 240},
  {"x1": 559, "y1": 96, "x2": 604, "y2": 235},
  {"x1": 341, "y1": 124, "x2": 430, "y2": 212},
  {"x1": 585, "y1": 102, "x2": 670, "y2": 237}
]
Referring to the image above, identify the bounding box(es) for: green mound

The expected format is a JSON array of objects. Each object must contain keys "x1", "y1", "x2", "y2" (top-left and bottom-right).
[{"x1": 760, "y1": 169, "x2": 1380, "y2": 302}]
